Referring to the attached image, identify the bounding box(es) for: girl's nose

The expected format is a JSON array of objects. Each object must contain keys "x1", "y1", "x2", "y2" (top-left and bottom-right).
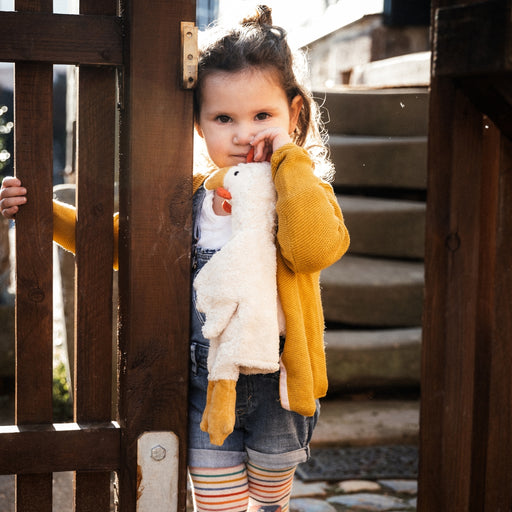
[{"x1": 233, "y1": 128, "x2": 253, "y2": 145}]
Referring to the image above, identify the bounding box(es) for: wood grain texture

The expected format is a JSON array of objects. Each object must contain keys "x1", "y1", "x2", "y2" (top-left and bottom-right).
[
  {"x1": 420, "y1": 2, "x2": 512, "y2": 510},
  {"x1": 0, "y1": 423, "x2": 120, "y2": 474},
  {"x1": 74, "y1": 36, "x2": 117, "y2": 512},
  {"x1": 14, "y1": 60, "x2": 54, "y2": 512},
  {"x1": 73, "y1": 0, "x2": 118, "y2": 508},
  {"x1": 117, "y1": 0, "x2": 195, "y2": 510},
  {"x1": 434, "y1": 0, "x2": 512, "y2": 77},
  {"x1": 0, "y1": 11, "x2": 122, "y2": 65}
]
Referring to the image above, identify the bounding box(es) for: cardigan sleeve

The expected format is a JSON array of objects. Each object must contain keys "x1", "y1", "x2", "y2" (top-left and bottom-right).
[
  {"x1": 53, "y1": 199, "x2": 120, "y2": 270},
  {"x1": 271, "y1": 143, "x2": 350, "y2": 274}
]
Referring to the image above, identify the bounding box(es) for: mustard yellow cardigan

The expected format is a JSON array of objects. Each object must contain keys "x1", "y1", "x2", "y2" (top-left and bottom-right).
[{"x1": 52, "y1": 143, "x2": 350, "y2": 416}]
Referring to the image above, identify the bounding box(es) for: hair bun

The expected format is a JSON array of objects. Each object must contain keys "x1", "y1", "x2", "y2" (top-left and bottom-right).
[{"x1": 241, "y1": 5, "x2": 273, "y2": 27}]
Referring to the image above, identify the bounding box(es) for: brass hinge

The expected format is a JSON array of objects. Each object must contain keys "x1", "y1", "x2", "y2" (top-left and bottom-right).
[{"x1": 181, "y1": 22, "x2": 198, "y2": 89}]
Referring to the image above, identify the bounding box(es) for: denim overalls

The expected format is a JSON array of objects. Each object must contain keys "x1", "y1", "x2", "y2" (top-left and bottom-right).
[{"x1": 188, "y1": 185, "x2": 318, "y2": 470}]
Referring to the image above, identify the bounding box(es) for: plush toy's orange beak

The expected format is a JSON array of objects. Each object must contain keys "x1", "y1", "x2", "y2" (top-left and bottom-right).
[{"x1": 216, "y1": 187, "x2": 231, "y2": 200}]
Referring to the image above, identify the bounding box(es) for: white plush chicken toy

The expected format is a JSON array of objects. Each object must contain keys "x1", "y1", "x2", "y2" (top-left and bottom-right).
[{"x1": 193, "y1": 160, "x2": 282, "y2": 446}]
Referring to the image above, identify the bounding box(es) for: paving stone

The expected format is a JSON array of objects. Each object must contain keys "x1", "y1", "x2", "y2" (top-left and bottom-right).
[
  {"x1": 290, "y1": 498, "x2": 337, "y2": 512},
  {"x1": 291, "y1": 479, "x2": 329, "y2": 498},
  {"x1": 337, "y1": 480, "x2": 382, "y2": 494},
  {"x1": 378, "y1": 479, "x2": 418, "y2": 495},
  {"x1": 327, "y1": 492, "x2": 412, "y2": 510},
  {"x1": 0, "y1": 476, "x2": 13, "y2": 512}
]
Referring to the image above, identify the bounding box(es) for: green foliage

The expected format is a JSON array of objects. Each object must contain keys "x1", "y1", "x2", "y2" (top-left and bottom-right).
[
  {"x1": 0, "y1": 105, "x2": 13, "y2": 178},
  {"x1": 53, "y1": 361, "x2": 73, "y2": 421}
]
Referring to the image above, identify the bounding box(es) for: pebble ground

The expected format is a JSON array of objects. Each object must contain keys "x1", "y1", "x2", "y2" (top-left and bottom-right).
[{"x1": 184, "y1": 477, "x2": 418, "y2": 511}]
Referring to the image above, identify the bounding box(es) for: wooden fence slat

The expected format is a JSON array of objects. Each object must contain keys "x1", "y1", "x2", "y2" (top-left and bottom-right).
[
  {"x1": 14, "y1": 60, "x2": 54, "y2": 512},
  {"x1": 73, "y1": 0, "x2": 119, "y2": 507},
  {"x1": 420, "y1": 3, "x2": 512, "y2": 509},
  {"x1": 483, "y1": 134, "x2": 512, "y2": 510},
  {"x1": 15, "y1": 1, "x2": 59, "y2": 509},
  {"x1": 74, "y1": 64, "x2": 116, "y2": 512},
  {"x1": 117, "y1": 0, "x2": 195, "y2": 509},
  {"x1": 0, "y1": 423, "x2": 120, "y2": 474},
  {"x1": 418, "y1": 76, "x2": 487, "y2": 511},
  {"x1": 0, "y1": 11, "x2": 122, "y2": 65}
]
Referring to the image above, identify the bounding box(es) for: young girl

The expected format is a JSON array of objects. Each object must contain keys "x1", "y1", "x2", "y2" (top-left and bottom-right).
[{"x1": 1, "y1": 6, "x2": 349, "y2": 511}]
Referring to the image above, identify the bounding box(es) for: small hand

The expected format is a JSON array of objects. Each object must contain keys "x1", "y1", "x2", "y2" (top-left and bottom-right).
[
  {"x1": 212, "y1": 187, "x2": 232, "y2": 216},
  {"x1": 0, "y1": 177, "x2": 27, "y2": 219},
  {"x1": 250, "y1": 127, "x2": 291, "y2": 163}
]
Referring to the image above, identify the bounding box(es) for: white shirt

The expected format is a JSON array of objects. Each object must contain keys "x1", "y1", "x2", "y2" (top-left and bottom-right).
[{"x1": 196, "y1": 189, "x2": 232, "y2": 249}]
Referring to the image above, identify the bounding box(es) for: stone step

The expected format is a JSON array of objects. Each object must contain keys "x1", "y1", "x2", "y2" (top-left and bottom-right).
[
  {"x1": 317, "y1": 87, "x2": 429, "y2": 136},
  {"x1": 324, "y1": 327, "x2": 421, "y2": 391},
  {"x1": 321, "y1": 255, "x2": 424, "y2": 327},
  {"x1": 339, "y1": 195, "x2": 425, "y2": 259},
  {"x1": 311, "y1": 397, "x2": 419, "y2": 447},
  {"x1": 350, "y1": 51, "x2": 431, "y2": 88},
  {"x1": 330, "y1": 134, "x2": 427, "y2": 190}
]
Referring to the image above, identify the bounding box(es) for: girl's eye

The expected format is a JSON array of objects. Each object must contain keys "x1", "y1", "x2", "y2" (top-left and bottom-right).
[
  {"x1": 255, "y1": 112, "x2": 271, "y2": 121},
  {"x1": 216, "y1": 115, "x2": 232, "y2": 123}
]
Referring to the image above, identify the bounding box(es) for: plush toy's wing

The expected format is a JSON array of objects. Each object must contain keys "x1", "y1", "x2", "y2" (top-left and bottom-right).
[{"x1": 200, "y1": 299, "x2": 238, "y2": 340}]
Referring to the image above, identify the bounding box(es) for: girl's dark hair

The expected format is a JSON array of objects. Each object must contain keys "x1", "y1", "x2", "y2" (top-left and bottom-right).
[{"x1": 194, "y1": 5, "x2": 333, "y2": 180}]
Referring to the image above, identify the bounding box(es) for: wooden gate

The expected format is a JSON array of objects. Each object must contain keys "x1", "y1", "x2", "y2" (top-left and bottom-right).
[
  {"x1": 0, "y1": 0, "x2": 195, "y2": 510},
  {"x1": 419, "y1": 0, "x2": 512, "y2": 510}
]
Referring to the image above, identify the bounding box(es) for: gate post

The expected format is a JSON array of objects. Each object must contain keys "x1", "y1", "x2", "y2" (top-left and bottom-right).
[
  {"x1": 117, "y1": 0, "x2": 196, "y2": 510},
  {"x1": 418, "y1": 1, "x2": 512, "y2": 510}
]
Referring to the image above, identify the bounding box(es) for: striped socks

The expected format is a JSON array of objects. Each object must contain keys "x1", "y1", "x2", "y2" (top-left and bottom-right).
[
  {"x1": 189, "y1": 463, "x2": 296, "y2": 511},
  {"x1": 247, "y1": 462, "x2": 296, "y2": 512},
  {"x1": 189, "y1": 464, "x2": 249, "y2": 511}
]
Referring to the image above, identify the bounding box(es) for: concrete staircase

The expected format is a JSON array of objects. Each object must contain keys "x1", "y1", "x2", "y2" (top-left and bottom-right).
[{"x1": 319, "y1": 87, "x2": 428, "y2": 397}]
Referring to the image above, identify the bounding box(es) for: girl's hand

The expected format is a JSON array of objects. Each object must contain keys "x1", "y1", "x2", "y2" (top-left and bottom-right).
[
  {"x1": 250, "y1": 127, "x2": 292, "y2": 163},
  {"x1": 0, "y1": 177, "x2": 27, "y2": 219}
]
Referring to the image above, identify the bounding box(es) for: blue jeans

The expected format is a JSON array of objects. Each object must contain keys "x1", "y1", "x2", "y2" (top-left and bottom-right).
[{"x1": 188, "y1": 246, "x2": 319, "y2": 469}]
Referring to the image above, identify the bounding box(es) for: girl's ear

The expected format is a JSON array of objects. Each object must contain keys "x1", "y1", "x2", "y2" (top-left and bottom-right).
[{"x1": 288, "y1": 95, "x2": 303, "y2": 134}]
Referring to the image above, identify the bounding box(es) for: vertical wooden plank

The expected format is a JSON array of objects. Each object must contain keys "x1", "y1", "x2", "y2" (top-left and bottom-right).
[
  {"x1": 15, "y1": 1, "x2": 54, "y2": 509},
  {"x1": 483, "y1": 134, "x2": 512, "y2": 510},
  {"x1": 420, "y1": 2, "x2": 512, "y2": 511},
  {"x1": 14, "y1": 62, "x2": 53, "y2": 512},
  {"x1": 74, "y1": 0, "x2": 118, "y2": 509},
  {"x1": 14, "y1": 4, "x2": 54, "y2": 510},
  {"x1": 118, "y1": 0, "x2": 195, "y2": 510},
  {"x1": 74, "y1": 64, "x2": 116, "y2": 512},
  {"x1": 438, "y1": 88, "x2": 483, "y2": 511},
  {"x1": 418, "y1": 75, "x2": 488, "y2": 511},
  {"x1": 418, "y1": 75, "x2": 455, "y2": 512}
]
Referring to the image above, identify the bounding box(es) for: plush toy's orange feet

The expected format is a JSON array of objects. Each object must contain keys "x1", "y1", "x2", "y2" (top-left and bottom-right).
[{"x1": 200, "y1": 379, "x2": 237, "y2": 446}]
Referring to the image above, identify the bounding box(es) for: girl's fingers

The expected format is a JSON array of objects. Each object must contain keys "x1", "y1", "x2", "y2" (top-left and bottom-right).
[
  {"x1": 0, "y1": 204, "x2": 18, "y2": 219},
  {"x1": 1, "y1": 177, "x2": 21, "y2": 190},
  {"x1": 0, "y1": 195, "x2": 27, "y2": 219},
  {"x1": 1, "y1": 187, "x2": 27, "y2": 199},
  {"x1": 250, "y1": 128, "x2": 291, "y2": 160}
]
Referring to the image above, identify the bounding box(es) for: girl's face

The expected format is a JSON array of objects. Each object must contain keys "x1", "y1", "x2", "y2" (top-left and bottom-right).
[{"x1": 196, "y1": 67, "x2": 302, "y2": 169}]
